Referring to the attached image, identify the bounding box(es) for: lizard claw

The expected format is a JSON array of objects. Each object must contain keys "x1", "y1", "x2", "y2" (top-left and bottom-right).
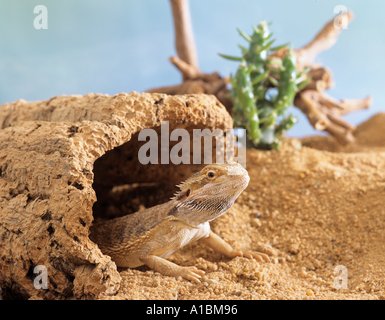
[
  {"x1": 230, "y1": 250, "x2": 270, "y2": 262},
  {"x1": 178, "y1": 266, "x2": 205, "y2": 283},
  {"x1": 242, "y1": 251, "x2": 270, "y2": 262},
  {"x1": 227, "y1": 250, "x2": 244, "y2": 259}
]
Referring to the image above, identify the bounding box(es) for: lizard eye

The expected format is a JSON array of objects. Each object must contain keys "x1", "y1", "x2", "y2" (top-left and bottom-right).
[{"x1": 207, "y1": 171, "x2": 215, "y2": 179}]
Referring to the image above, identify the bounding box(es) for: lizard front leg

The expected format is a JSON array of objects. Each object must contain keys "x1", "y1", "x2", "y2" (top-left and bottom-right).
[
  {"x1": 201, "y1": 231, "x2": 270, "y2": 262},
  {"x1": 139, "y1": 255, "x2": 205, "y2": 283}
]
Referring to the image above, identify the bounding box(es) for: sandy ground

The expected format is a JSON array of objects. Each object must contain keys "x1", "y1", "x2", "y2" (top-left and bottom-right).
[{"x1": 101, "y1": 113, "x2": 385, "y2": 300}]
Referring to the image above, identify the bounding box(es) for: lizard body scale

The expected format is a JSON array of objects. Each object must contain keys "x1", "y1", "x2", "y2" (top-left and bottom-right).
[{"x1": 90, "y1": 161, "x2": 269, "y2": 283}]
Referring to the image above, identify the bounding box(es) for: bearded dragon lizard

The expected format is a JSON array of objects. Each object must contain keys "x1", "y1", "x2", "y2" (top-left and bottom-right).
[{"x1": 90, "y1": 161, "x2": 269, "y2": 283}]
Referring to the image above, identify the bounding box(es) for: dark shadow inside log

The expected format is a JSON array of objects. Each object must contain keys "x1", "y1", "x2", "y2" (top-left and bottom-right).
[{"x1": 92, "y1": 126, "x2": 222, "y2": 222}]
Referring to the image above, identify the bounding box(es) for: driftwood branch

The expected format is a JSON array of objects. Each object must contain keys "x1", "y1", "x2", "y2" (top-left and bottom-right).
[
  {"x1": 147, "y1": 2, "x2": 231, "y2": 109},
  {"x1": 303, "y1": 67, "x2": 334, "y2": 91},
  {"x1": 270, "y1": 10, "x2": 370, "y2": 144},
  {"x1": 146, "y1": 84, "x2": 182, "y2": 95},
  {"x1": 169, "y1": 56, "x2": 201, "y2": 79},
  {"x1": 147, "y1": 19, "x2": 232, "y2": 110},
  {"x1": 295, "y1": 90, "x2": 371, "y2": 145},
  {"x1": 295, "y1": 11, "x2": 354, "y2": 67},
  {"x1": 290, "y1": 10, "x2": 372, "y2": 144},
  {"x1": 170, "y1": 0, "x2": 199, "y2": 72},
  {"x1": 147, "y1": 4, "x2": 371, "y2": 145}
]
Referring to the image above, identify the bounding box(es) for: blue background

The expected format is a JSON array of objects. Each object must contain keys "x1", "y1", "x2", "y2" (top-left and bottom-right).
[{"x1": 0, "y1": 0, "x2": 383, "y2": 137}]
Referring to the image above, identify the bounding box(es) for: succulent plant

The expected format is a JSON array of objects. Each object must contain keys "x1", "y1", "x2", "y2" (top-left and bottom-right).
[{"x1": 220, "y1": 21, "x2": 309, "y2": 149}]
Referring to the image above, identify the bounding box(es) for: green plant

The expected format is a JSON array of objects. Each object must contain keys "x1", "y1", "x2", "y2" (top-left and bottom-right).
[{"x1": 220, "y1": 21, "x2": 309, "y2": 149}]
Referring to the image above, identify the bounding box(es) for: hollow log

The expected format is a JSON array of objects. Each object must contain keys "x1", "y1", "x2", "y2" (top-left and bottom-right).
[{"x1": 0, "y1": 92, "x2": 232, "y2": 299}]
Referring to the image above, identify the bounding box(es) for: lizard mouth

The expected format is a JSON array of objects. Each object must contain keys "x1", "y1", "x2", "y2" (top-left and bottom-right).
[{"x1": 228, "y1": 173, "x2": 250, "y2": 188}]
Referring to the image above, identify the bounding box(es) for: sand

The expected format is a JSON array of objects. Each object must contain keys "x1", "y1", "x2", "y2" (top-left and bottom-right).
[{"x1": 100, "y1": 113, "x2": 385, "y2": 300}]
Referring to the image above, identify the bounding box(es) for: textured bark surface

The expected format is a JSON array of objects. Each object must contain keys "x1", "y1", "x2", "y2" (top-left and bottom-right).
[{"x1": 0, "y1": 92, "x2": 232, "y2": 299}]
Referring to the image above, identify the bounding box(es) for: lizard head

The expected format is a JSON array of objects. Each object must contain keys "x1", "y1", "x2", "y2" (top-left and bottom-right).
[{"x1": 172, "y1": 161, "x2": 250, "y2": 224}]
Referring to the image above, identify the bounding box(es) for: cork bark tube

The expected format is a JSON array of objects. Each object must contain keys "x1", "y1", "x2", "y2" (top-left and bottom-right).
[{"x1": 0, "y1": 92, "x2": 232, "y2": 299}]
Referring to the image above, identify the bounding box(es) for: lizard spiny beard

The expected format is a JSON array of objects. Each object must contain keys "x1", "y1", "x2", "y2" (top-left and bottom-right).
[{"x1": 176, "y1": 174, "x2": 249, "y2": 224}]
